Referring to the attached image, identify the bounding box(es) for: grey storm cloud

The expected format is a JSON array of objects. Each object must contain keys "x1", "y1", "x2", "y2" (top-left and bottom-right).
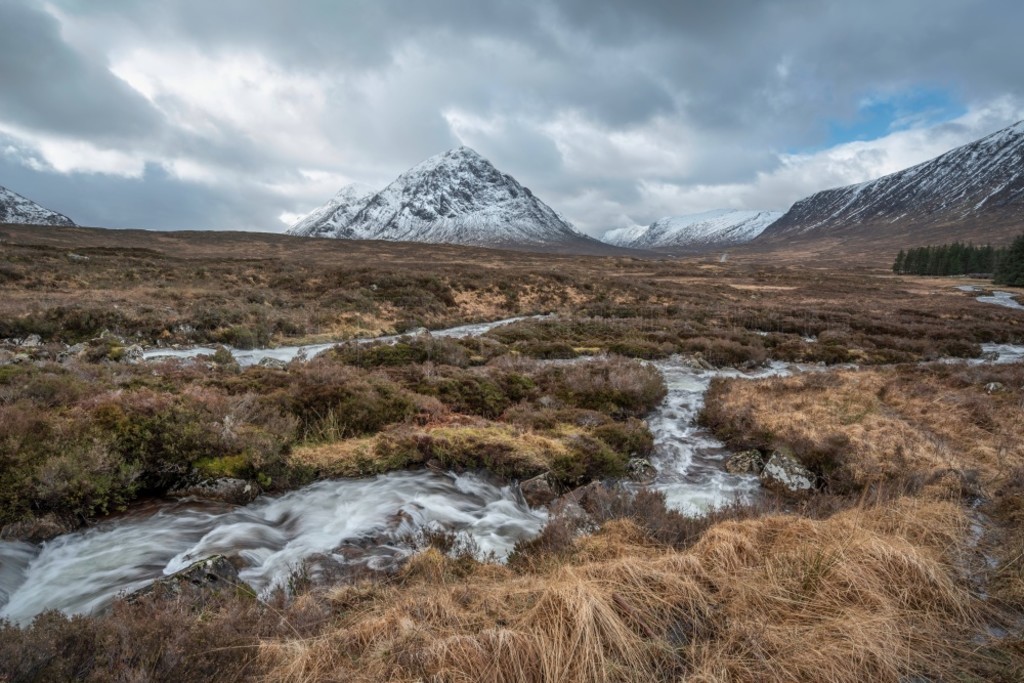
[
  {"x1": 1, "y1": 0, "x2": 1023, "y2": 234},
  {"x1": 0, "y1": 1, "x2": 162, "y2": 141}
]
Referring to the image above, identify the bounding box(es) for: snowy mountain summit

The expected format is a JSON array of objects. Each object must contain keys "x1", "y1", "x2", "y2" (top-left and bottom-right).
[
  {"x1": 289, "y1": 147, "x2": 599, "y2": 250},
  {"x1": 604, "y1": 209, "x2": 782, "y2": 250},
  {"x1": 0, "y1": 185, "x2": 75, "y2": 227}
]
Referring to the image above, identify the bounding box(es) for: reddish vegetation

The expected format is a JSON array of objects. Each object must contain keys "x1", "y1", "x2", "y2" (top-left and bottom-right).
[{"x1": 1, "y1": 226, "x2": 1023, "y2": 681}]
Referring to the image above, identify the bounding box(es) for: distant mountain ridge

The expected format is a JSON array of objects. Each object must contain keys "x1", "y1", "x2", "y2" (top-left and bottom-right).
[
  {"x1": 759, "y1": 119, "x2": 1024, "y2": 246},
  {"x1": 288, "y1": 147, "x2": 610, "y2": 252},
  {"x1": 603, "y1": 209, "x2": 782, "y2": 250},
  {"x1": 288, "y1": 183, "x2": 375, "y2": 238},
  {"x1": 0, "y1": 185, "x2": 75, "y2": 227}
]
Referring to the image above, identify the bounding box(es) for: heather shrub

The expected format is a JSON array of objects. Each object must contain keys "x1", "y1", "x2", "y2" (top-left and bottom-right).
[
  {"x1": 538, "y1": 356, "x2": 667, "y2": 417},
  {"x1": 549, "y1": 432, "x2": 627, "y2": 486},
  {"x1": 286, "y1": 360, "x2": 418, "y2": 440},
  {"x1": 330, "y1": 335, "x2": 473, "y2": 368},
  {"x1": 93, "y1": 389, "x2": 228, "y2": 491},
  {"x1": 590, "y1": 417, "x2": 655, "y2": 459},
  {"x1": 394, "y1": 364, "x2": 535, "y2": 418}
]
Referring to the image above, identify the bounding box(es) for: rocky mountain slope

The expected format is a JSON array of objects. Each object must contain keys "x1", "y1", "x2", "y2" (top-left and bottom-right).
[
  {"x1": 289, "y1": 147, "x2": 611, "y2": 252},
  {"x1": 287, "y1": 183, "x2": 375, "y2": 238},
  {"x1": 603, "y1": 209, "x2": 782, "y2": 250},
  {"x1": 758, "y1": 119, "x2": 1024, "y2": 247},
  {"x1": 0, "y1": 185, "x2": 75, "y2": 227}
]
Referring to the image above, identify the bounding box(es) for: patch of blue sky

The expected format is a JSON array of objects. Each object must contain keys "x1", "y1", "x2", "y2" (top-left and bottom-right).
[{"x1": 795, "y1": 87, "x2": 967, "y2": 153}]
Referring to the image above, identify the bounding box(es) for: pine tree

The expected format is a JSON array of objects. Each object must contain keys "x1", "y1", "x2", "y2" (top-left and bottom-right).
[
  {"x1": 893, "y1": 249, "x2": 906, "y2": 274},
  {"x1": 994, "y1": 234, "x2": 1024, "y2": 286}
]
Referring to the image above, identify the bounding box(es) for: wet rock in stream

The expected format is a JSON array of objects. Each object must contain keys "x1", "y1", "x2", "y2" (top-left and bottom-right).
[{"x1": 126, "y1": 555, "x2": 253, "y2": 604}]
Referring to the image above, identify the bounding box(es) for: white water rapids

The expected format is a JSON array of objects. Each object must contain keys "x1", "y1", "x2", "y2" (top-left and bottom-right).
[{"x1": 2, "y1": 318, "x2": 1022, "y2": 624}]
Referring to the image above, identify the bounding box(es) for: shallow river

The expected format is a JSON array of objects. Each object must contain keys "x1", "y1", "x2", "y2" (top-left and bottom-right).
[
  {"x1": 957, "y1": 285, "x2": 1024, "y2": 311},
  {"x1": 141, "y1": 315, "x2": 542, "y2": 366},
  {"x1": 1, "y1": 319, "x2": 1021, "y2": 624}
]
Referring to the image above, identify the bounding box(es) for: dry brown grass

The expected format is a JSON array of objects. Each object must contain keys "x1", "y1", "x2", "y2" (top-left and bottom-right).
[
  {"x1": 259, "y1": 497, "x2": 973, "y2": 683},
  {"x1": 289, "y1": 419, "x2": 567, "y2": 479},
  {"x1": 700, "y1": 361, "x2": 1024, "y2": 677},
  {"x1": 701, "y1": 363, "x2": 1024, "y2": 494}
]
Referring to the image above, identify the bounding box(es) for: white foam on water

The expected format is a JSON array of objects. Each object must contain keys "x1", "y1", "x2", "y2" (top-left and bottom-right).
[
  {"x1": 0, "y1": 471, "x2": 543, "y2": 625},
  {"x1": 639, "y1": 360, "x2": 796, "y2": 515}
]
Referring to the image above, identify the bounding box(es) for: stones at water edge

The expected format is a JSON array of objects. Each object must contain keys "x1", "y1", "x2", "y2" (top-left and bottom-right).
[
  {"x1": 724, "y1": 449, "x2": 765, "y2": 475},
  {"x1": 0, "y1": 513, "x2": 75, "y2": 542},
  {"x1": 168, "y1": 478, "x2": 262, "y2": 505},
  {"x1": 626, "y1": 457, "x2": 657, "y2": 483},
  {"x1": 520, "y1": 472, "x2": 557, "y2": 507},
  {"x1": 759, "y1": 450, "x2": 816, "y2": 496},
  {"x1": 125, "y1": 555, "x2": 252, "y2": 604}
]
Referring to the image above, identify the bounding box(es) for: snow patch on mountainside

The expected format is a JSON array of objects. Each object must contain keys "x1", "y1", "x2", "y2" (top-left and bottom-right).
[
  {"x1": 287, "y1": 183, "x2": 376, "y2": 237},
  {"x1": 762, "y1": 119, "x2": 1024, "y2": 239},
  {"x1": 602, "y1": 223, "x2": 649, "y2": 247},
  {"x1": 603, "y1": 209, "x2": 782, "y2": 249},
  {"x1": 0, "y1": 186, "x2": 75, "y2": 227},
  {"x1": 288, "y1": 147, "x2": 593, "y2": 248}
]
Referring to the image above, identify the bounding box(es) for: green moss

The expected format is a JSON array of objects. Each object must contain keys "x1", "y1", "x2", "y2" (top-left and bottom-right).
[
  {"x1": 424, "y1": 425, "x2": 556, "y2": 479},
  {"x1": 591, "y1": 418, "x2": 655, "y2": 459},
  {"x1": 194, "y1": 454, "x2": 249, "y2": 479},
  {"x1": 548, "y1": 432, "x2": 627, "y2": 487}
]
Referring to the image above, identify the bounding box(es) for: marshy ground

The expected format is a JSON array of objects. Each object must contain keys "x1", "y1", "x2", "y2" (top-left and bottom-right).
[{"x1": 1, "y1": 225, "x2": 1023, "y2": 681}]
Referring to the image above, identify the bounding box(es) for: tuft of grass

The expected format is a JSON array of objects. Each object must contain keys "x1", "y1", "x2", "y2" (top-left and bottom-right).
[
  {"x1": 700, "y1": 363, "x2": 1024, "y2": 495},
  {"x1": 258, "y1": 496, "x2": 977, "y2": 683}
]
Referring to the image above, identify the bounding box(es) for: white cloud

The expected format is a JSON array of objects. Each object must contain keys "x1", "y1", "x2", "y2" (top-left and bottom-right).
[
  {"x1": 4, "y1": 1, "x2": 1024, "y2": 235},
  {"x1": 595, "y1": 98, "x2": 1024, "y2": 236},
  {"x1": 0, "y1": 122, "x2": 146, "y2": 177},
  {"x1": 110, "y1": 47, "x2": 337, "y2": 161}
]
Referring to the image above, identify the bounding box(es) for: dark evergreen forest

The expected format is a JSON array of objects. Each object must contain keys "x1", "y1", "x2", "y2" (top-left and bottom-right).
[{"x1": 893, "y1": 235, "x2": 1024, "y2": 286}]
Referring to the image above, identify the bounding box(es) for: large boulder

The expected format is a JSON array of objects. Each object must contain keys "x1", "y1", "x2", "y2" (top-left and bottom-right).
[
  {"x1": 759, "y1": 449, "x2": 816, "y2": 496},
  {"x1": 126, "y1": 555, "x2": 250, "y2": 603},
  {"x1": 169, "y1": 478, "x2": 261, "y2": 505},
  {"x1": 122, "y1": 344, "x2": 144, "y2": 362},
  {"x1": 0, "y1": 513, "x2": 74, "y2": 542},
  {"x1": 626, "y1": 457, "x2": 657, "y2": 483},
  {"x1": 725, "y1": 449, "x2": 764, "y2": 475},
  {"x1": 520, "y1": 472, "x2": 557, "y2": 507}
]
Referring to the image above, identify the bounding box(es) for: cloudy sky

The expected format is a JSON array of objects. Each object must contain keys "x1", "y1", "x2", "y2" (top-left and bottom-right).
[{"x1": 2, "y1": 0, "x2": 1023, "y2": 237}]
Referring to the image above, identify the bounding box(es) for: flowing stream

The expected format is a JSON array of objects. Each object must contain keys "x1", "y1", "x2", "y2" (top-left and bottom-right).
[
  {"x1": 2, "y1": 320, "x2": 1022, "y2": 624},
  {"x1": 957, "y1": 285, "x2": 1024, "y2": 311},
  {"x1": 142, "y1": 315, "x2": 542, "y2": 366}
]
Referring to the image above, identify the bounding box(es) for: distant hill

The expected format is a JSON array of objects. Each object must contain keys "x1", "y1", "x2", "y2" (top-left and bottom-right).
[
  {"x1": 757, "y1": 120, "x2": 1024, "y2": 249},
  {"x1": 0, "y1": 185, "x2": 75, "y2": 227},
  {"x1": 603, "y1": 209, "x2": 782, "y2": 251}
]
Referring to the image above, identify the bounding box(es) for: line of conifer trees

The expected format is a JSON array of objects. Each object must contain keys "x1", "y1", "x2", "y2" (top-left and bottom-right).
[{"x1": 892, "y1": 234, "x2": 1024, "y2": 286}]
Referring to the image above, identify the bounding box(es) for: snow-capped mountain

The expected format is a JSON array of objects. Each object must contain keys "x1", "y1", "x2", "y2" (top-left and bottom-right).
[
  {"x1": 0, "y1": 185, "x2": 75, "y2": 227},
  {"x1": 289, "y1": 147, "x2": 608, "y2": 251},
  {"x1": 287, "y1": 183, "x2": 375, "y2": 238},
  {"x1": 760, "y1": 119, "x2": 1024, "y2": 245},
  {"x1": 604, "y1": 209, "x2": 782, "y2": 250},
  {"x1": 601, "y1": 223, "x2": 650, "y2": 247}
]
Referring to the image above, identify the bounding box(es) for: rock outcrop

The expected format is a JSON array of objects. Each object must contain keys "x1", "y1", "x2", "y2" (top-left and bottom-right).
[{"x1": 759, "y1": 450, "x2": 816, "y2": 496}]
